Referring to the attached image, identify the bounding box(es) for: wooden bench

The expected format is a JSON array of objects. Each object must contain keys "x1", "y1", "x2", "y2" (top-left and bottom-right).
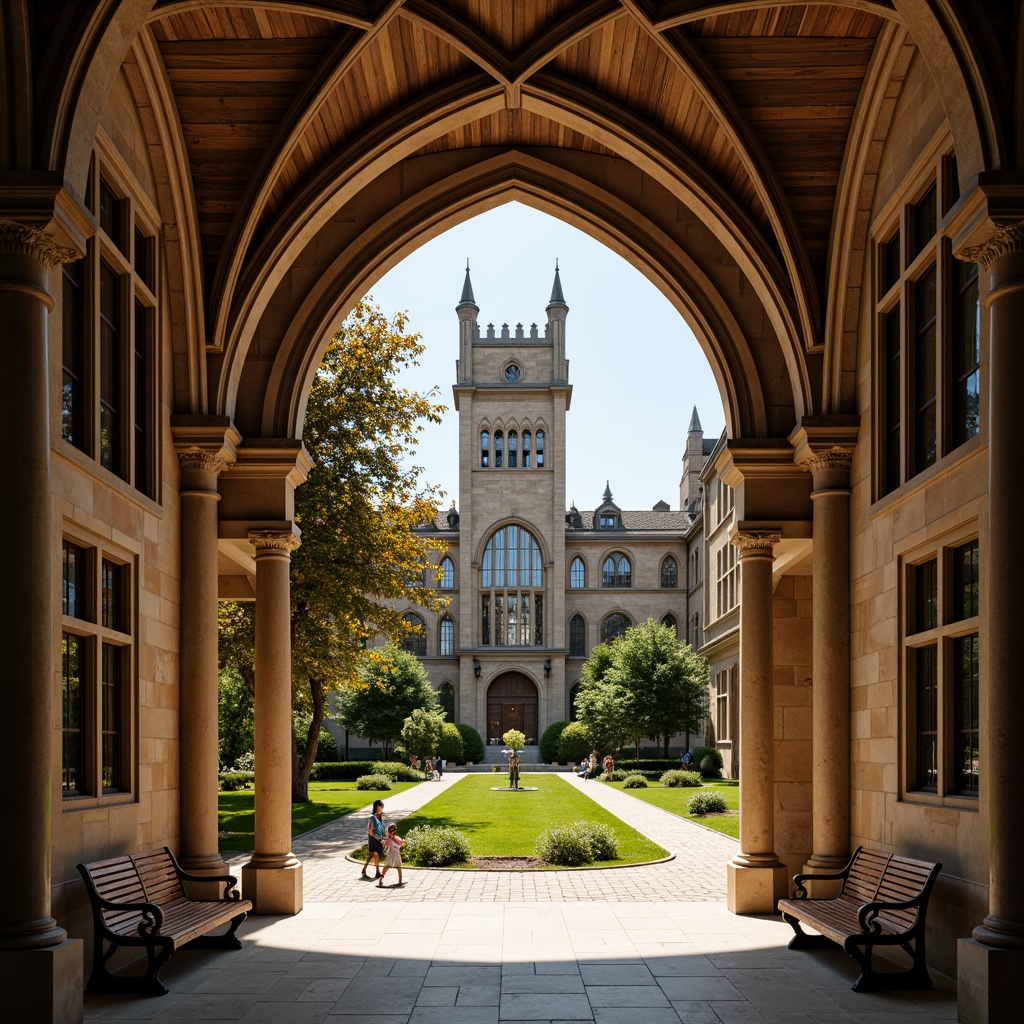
[
  {"x1": 777, "y1": 846, "x2": 942, "y2": 992},
  {"x1": 77, "y1": 846, "x2": 253, "y2": 995}
]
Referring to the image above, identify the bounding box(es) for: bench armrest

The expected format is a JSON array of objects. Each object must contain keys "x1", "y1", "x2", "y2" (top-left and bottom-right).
[
  {"x1": 857, "y1": 896, "x2": 924, "y2": 933},
  {"x1": 790, "y1": 868, "x2": 849, "y2": 899},
  {"x1": 93, "y1": 895, "x2": 165, "y2": 936},
  {"x1": 175, "y1": 866, "x2": 242, "y2": 899}
]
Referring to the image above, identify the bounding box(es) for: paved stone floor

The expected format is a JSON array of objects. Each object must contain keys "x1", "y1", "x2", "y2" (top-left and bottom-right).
[{"x1": 83, "y1": 773, "x2": 957, "y2": 1023}]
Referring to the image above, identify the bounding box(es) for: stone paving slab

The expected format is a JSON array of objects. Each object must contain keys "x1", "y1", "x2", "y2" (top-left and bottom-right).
[{"x1": 84, "y1": 772, "x2": 958, "y2": 1024}]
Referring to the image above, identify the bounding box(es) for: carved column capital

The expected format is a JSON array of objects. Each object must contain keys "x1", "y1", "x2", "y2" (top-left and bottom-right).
[
  {"x1": 0, "y1": 220, "x2": 80, "y2": 268},
  {"x1": 955, "y1": 221, "x2": 1024, "y2": 268},
  {"x1": 248, "y1": 530, "x2": 300, "y2": 554},
  {"x1": 796, "y1": 447, "x2": 854, "y2": 478},
  {"x1": 177, "y1": 448, "x2": 231, "y2": 476},
  {"x1": 731, "y1": 529, "x2": 781, "y2": 554}
]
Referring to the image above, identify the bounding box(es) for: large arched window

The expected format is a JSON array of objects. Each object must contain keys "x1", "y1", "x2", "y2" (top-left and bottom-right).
[
  {"x1": 523, "y1": 430, "x2": 532, "y2": 467},
  {"x1": 601, "y1": 612, "x2": 631, "y2": 644},
  {"x1": 438, "y1": 681, "x2": 455, "y2": 721},
  {"x1": 569, "y1": 614, "x2": 586, "y2": 657},
  {"x1": 535, "y1": 430, "x2": 545, "y2": 467},
  {"x1": 440, "y1": 557, "x2": 454, "y2": 589},
  {"x1": 570, "y1": 556, "x2": 586, "y2": 588},
  {"x1": 401, "y1": 613, "x2": 426, "y2": 656},
  {"x1": 480, "y1": 429, "x2": 489, "y2": 467},
  {"x1": 494, "y1": 430, "x2": 504, "y2": 468},
  {"x1": 661, "y1": 556, "x2": 678, "y2": 588},
  {"x1": 439, "y1": 615, "x2": 454, "y2": 656},
  {"x1": 480, "y1": 525, "x2": 544, "y2": 646},
  {"x1": 508, "y1": 430, "x2": 518, "y2": 468},
  {"x1": 602, "y1": 553, "x2": 632, "y2": 588}
]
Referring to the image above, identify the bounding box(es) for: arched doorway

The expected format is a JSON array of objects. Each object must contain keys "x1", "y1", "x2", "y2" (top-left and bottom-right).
[{"x1": 486, "y1": 673, "x2": 539, "y2": 746}]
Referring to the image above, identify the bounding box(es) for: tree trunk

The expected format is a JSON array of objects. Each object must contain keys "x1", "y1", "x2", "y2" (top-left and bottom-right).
[
  {"x1": 663, "y1": 733, "x2": 670, "y2": 757},
  {"x1": 291, "y1": 676, "x2": 324, "y2": 803}
]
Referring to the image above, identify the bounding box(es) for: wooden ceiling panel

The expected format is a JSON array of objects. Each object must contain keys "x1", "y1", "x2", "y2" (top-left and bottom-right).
[
  {"x1": 439, "y1": 0, "x2": 587, "y2": 53},
  {"x1": 414, "y1": 109, "x2": 617, "y2": 156},
  {"x1": 686, "y1": 5, "x2": 883, "y2": 39}
]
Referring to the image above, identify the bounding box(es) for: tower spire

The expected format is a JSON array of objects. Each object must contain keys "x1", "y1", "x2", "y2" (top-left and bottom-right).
[
  {"x1": 688, "y1": 406, "x2": 702, "y2": 433},
  {"x1": 547, "y1": 260, "x2": 566, "y2": 307},
  {"x1": 458, "y1": 259, "x2": 477, "y2": 306}
]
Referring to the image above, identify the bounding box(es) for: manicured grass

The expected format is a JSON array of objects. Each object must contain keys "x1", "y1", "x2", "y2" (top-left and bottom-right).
[
  {"x1": 385, "y1": 774, "x2": 667, "y2": 868},
  {"x1": 218, "y1": 780, "x2": 420, "y2": 853},
  {"x1": 604, "y1": 778, "x2": 740, "y2": 839}
]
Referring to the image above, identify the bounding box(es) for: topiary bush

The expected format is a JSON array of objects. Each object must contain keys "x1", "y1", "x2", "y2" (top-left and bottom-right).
[
  {"x1": 623, "y1": 773, "x2": 648, "y2": 789},
  {"x1": 218, "y1": 771, "x2": 254, "y2": 791},
  {"x1": 402, "y1": 825, "x2": 471, "y2": 866},
  {"x1": 690, "y1": 746, "x2": 716, "y2": 770},
  {"x1": 557, "y1": 721, "x2": 592, "y2": 764},
  {"x1": 309, "y1": 761, "x2": 377, "y2": 781},
  {"x1": 371, "y1": 760, "x2": 421, "y2": 782},
  {"x1": 539, "y1": 720, "x2": 569, "y2": 763},
  {"x1": 660, "y1": 769, "x2": 703, "y2": 788},
  {"x1": 455, "y1": 723, "x2": 485, "y2": 764},
  {"x1": 699, "y1": 749, "x2": 724, "y2": 779},
  {"x1": 687, "y1": 790, "x2": 728, "y2": 815},
  {"x1": 438, "y1": 722, "x2": 464, "y2": 765},
  {"x1": 535, "y1": 824, "x2": 594, "y2": 866},
  {"x1": 615, "y1": 758, "x2": 680, "y2": 774},
  {"x1": 574, "y1": 820, "x2": 619, "y2": 861},
  {"x1": 355, "y1": 773, "x2": 393, "y2": 790}
]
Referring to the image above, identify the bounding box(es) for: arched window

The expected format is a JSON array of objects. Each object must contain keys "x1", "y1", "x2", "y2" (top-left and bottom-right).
[
  {"x1": 480, "y1": 525, "x2": 544, "y2": 646},
  {"x1": 661, "y1": 556, "x2": 678, "y2": 589},
  {"x1": 535, "y1": 430, "x2": 545, "y2": 468},
  {"x1": 439, "y1": 615, "x2": 454, "y2": 656},
  {"x1": 508, "y1": 430, "x2": 518, "y2": 468},
  {"x1": 523, "y1": 430, "x2": 532, "y2": 467},
  {"x1": 602, "y1": 553, "x2": 631, "y2": 588},
  {"x1": 440, "y1": 557, "x2": 454, "y2": 589},
  {"x1": 401, "y1": 613, "x2": 426, "y2": 656},
  {"x1": 601, "y1": 612, "x2": 631, "y2": 644},
  {"x1": 569, "y1": 614, "x2": 586, "y2": 657},
  {"x1": 662, "y1": 614, "x2": 677, "y2": 636},
  {"x1": 494, "y1": 430, "x2": 504, "y2": 468},
  {"x1": 480, "y1": 429, "x2": 490, "y2": 467},
  {"x1": 569, "y1": 682, "x2": 581, "y2": 722},
  {"x1": 570, "y1": 556, "x2": 586, "y2": 588},
  {"x1": 438, "y1": 681, "x2": 455, "y2": 721}
]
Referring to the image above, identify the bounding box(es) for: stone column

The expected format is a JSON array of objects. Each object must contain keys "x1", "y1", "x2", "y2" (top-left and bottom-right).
[
  {"x1": 957, "y1": 223, "x2": 1024, "y2": 1024},
  {"x1": 727, "y1": 529, "x2": 788, "y2": 913},
  {"x1": 241, "y1": 530, "x2": 303, "y2": 914},
  {"x1": 173, "y1": 433, "x2": 237, "y2": 886},
  {"x1": 789, "y1": 434, "x2": 856, "y2": 883},
  {"x1": 0, "y1": 223, "x2": 83, "y2": 1018}
]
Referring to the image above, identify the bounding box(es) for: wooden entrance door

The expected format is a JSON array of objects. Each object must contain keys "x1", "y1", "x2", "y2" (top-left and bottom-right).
[{"x1": 486, "y1": 672, "x2": 539, "y2": 745}]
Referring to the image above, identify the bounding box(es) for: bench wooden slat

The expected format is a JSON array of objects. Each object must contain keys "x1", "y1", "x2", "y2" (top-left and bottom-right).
[{"x1": 778, "y1": 846, "x2": 941, "y2": 993}]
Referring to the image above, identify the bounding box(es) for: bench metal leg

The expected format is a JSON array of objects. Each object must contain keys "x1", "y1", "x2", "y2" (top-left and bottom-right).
[
  {"x1": 845, "y1": 935, "x2": 933, "y2": 992},
  {"x1": 85, "y1": 937, "x2": 174, "y2": 997},
  {"x1": 183, "y1": 911, "x2": 247, "y2": 951},
  {"x1": 781, "y1": 913, "x2": 839, "y2": 950}
]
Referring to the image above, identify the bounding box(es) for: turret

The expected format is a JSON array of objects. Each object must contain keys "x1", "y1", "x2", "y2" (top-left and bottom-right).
[
  {"x1": 679, "y1": 406, "x2": 705, "y2": 511},
  {"x1": 545, "y1": 261, "x2": 569, "y2": 380},
  {"x1": 456, "y1": 260, "x2": 478, "y2": 382}
]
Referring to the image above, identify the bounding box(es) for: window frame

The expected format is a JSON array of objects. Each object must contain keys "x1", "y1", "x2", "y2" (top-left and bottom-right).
[
  {"x1": 401, "y1": 612, "x2": 427, "y2": 657},
  {"x1": 660, "y1": 555, "x2": 678, "y2": 589},
  {"x1": 569, "y1": 556, "x2": 586, "y2": 589},
  {"x1": 569, "y1": 614, "x2": 586, "y2": 657},
  {"x1": 601, "y1": 552, "x2": 632, "y2": 588},
  {"x1": 439, "y1": 615, "x2": 454, "y2": 657},
  {"x1": 479, "y1": 524, "x2": 545, "y2": 646}
]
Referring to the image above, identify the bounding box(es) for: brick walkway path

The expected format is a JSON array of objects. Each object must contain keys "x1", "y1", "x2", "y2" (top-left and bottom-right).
[{"x1": 83, "y1": 773, "x2": 958, "y2": 1024}]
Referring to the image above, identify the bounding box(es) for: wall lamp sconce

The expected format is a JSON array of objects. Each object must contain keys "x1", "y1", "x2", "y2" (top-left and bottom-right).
[
  {"x1": 473, "y1": 657, "x2": 481, "y2": 678},
  {"x1": 544, "y1": 658, "x2": 551, "y2": 677}
]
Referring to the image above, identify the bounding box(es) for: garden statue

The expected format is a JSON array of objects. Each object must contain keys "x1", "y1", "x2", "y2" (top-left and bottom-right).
[{"x1": 508, "y1": 750, "x2": 521, "y2": 790}]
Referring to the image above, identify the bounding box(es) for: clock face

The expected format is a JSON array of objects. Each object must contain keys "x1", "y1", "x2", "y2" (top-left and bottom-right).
[{"x1": 504, "y1": 363, "x2": 521, "y2": 383}]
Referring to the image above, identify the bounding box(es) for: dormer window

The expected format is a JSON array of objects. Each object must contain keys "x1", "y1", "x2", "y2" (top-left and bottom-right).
[{"x1": 599, "y1": 513, "x2": 619, "y2": 528}]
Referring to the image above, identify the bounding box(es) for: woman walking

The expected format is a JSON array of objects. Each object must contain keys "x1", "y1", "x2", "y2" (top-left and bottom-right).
[{"x1": 361, "y1": 799, "x2": 386, "y2": 879}]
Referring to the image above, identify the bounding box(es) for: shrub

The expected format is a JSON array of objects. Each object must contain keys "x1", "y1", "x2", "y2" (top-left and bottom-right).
[
  {"x1": 573, "y1": 820, "x2": 619, "y2": 861},
  {"x1": 232, "y1": 751, "x2": 255, "y2": 773},
  {"x1": 557, "y1": 722, "x2": 592, "y2": 764},
  {"x1": 616, "y1": 758, "x2": 680, "y2": 774},
  {"x1": 690, "y1": 746, "x2": 716, "y2": 769},
  {"x1": 601, "y1": 768, "x2": 629, "y2": 781},
  {"x1": 535, "y1": 824, "x2": 594, "y2": 866},
  {"x1": 688, "y1": 790, "x2": 728, "y2": 815},
  {"x1": 623, "y1": 773, "x2": 648, "y2": 789},
  {"x1": 455, "y1": 723, "x2": 485, "y2": 764},
  {"x1": 539, "y1": 720, "x2": 569, "y2": 763},
  {"x1": 438, "y1": 722, "x2": 464, "y2": 765},
  {"x1": 218, "y1": 771, "x2": 254, "y2": 791},
  {"x1": 699, "y1": 750, "x2": 724, "y2": 779},
  {"x1": 355, "y1": 774, "x2": 393, "y2": 790},
  {"x1": 402, "y1": 825, "x2": 471, "y2": 866},
  {"x1": 309, "y1": 761, "x2": 376, "y2": 781},
  {"x1": 660, "y1": 769, "x2": 703, "y2": 788},
  {"x1": 370, "y1": 760, "x2": 421, "y2": 782}
]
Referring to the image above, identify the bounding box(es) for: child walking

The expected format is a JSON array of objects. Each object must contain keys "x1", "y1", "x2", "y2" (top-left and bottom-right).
[{"x1": 378, "y1": 823, "x2": 405, "y2": 888}]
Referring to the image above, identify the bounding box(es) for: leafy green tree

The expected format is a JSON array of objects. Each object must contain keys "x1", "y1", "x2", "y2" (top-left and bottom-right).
[
  {"x1": 575, "y1": 641, "x2": 633, "y2": 757},
  {"x1": 218, "y1": 666, "x2": 254, "y2": 770},
  {"x1": 401, "y1": 707, "x2": 446, "y2": 767},
  {"x1": 539, "y1": 720, "x2": 569, "y2": 763},
  {"x1": 336, "y1": 645, "x2": 439, "y2": 760},
  {"x1": 218, "y1": 300, "x2": 447, "y2": 801},
  {"x1": 557, "y1": 721, "x2": 593, "y2": 764},
  {"x1": 608, "y1": 619, "x2": 710, "y2": 756},
  {"x1": 437, "y1": 721, "x2": 464, "y2": 764}
]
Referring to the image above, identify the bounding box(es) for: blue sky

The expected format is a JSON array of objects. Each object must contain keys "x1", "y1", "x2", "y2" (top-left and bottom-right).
[{"x1": 368, "y1": 201, "x2": 725, "y2": 513}]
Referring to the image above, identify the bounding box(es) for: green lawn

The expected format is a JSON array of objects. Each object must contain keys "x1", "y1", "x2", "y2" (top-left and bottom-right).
[
  {"x1": 217, "y1": 780, "x2": 420, "y2": 853},
  {"x1": 382, "y1": 773, "x2": 667, "y2": 868},
  {"x1": 603, "y1": 779, "x2": 740, "y2": 839}
]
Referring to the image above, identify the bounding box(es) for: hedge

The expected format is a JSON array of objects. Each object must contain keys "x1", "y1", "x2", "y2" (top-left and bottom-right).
[{"x1": 309, "y1": 761, "x2": 379, "y2": 781}]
